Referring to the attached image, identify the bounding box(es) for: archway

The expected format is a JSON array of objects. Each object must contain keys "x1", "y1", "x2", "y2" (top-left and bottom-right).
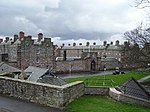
[{"x1": 91, "y1": 60, "x2": 96, "y2": 71}]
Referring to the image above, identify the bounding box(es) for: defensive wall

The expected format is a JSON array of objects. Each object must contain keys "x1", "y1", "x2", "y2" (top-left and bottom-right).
[
  {"x1": 0, "y1": 76, "x2": 149, "y2": 108},
  {"x1": 0, "y1": 76, "x2": 84, "y2": 108}
]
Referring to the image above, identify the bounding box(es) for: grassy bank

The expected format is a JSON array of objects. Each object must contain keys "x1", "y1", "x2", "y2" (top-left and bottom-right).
[
  {"x1": 66, "y1": 95, "x2": 150, "y2": 112},
  {"x1": 65, "y1": 71, "x2": 150, "y2": 86}
]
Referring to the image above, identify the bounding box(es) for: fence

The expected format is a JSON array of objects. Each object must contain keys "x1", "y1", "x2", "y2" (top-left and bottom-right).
[{"x1": 84, "y1": 78, "x2": 118, "y2": 87}]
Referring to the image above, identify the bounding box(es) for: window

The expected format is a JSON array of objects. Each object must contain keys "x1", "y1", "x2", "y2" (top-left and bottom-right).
[
  {"x1": 36, "y1": 49, "x2": 40, "y2": 54},
  {"x1": 36, "y1": 57, "x2": 40, "y2": 63},
  {"x1": 1, "y1": 54, "x2": 8, "y2": 62}
]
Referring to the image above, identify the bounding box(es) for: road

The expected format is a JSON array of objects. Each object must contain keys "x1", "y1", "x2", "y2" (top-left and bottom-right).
[{"x1": 0, "y1": 95, "x2": 66, "y2": 112}]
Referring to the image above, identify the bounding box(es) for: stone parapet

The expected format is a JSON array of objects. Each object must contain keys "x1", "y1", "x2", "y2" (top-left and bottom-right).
[
  {"x1": 85, "y1": 86, "x2": 109, "y2": 95},
  {"x1": 0, "y1": 76, "x2": 84, "y2": 108},
  {"x1": 109, "y1": 88, "x2": 150, "y2": 108}
]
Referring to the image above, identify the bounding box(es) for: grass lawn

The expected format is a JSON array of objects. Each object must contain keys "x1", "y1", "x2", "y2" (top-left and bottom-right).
[
  {"x1": 66, "y1": 95, "x2": 150, "y2": 112},
  {"x1": 65, "y1": 71, "x2": 150, "y2": 86}
]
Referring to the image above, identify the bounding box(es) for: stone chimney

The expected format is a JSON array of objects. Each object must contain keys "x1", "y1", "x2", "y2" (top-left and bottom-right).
[
  {"x1": 73, "y1": 42, "x2": 76, "y2": 47},
  {"x1": 0, "y1": 39, "x2": 3, "y2": 43},
  {"x1": 124, "y1": 41, "x2": 130, "y2": 48},
  {"x1": 103, "y1": 41, "x2": 107, "y2": 46},
  {"x1": 62, "y1": 43, "x2": 65, "y2": 47},
  {"x1": 93, "y1": 42, "x2": 96, "y2": 45},
  {"x1": 14, "y1": 34, "x2": 18, "y2": 42},
  {"x1": 38, "y1": 33, "x2": 43, "y2": 42},
  {"x1": 110, "y1": 41, "x2": 113, "y2": 45},
  {"x1": 5, "y1": 37, "x2": 9, "y2": 43},
  {"x1": 86, "y1": 42, "x2": 90, "y2": 46},
  {"x1": 115, "y1": 40, "x2": 120, "y2": 46},
  {"x1": 19, "y1": 31, "x2": 25, "y2": 40},
  {"x1": 79, "y1": 43, "x2": 82, "y2": 46}
]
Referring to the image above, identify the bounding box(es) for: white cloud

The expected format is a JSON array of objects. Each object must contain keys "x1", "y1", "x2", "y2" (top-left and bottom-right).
[{"x1": 0, "y1": 0, "x2": 148, "y2": 44}]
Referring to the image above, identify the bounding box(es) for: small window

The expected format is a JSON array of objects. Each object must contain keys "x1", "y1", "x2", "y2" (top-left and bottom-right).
[
  {"x1": 36, "y1": 57, "x2": 40, "y2": 63},
  {"x1": 1, "y1": 54, "x2": 8, "y2": 62},
  {"x1": 36, "y1": 50, "x2": 40, "y2": 54}
]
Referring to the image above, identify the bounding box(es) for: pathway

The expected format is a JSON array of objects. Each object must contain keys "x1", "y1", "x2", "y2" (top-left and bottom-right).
[{"x1": 0, "y1": 95, "x2": 66, "y2": 112}]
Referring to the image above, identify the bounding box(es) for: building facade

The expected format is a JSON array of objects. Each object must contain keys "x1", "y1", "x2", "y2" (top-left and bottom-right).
[{"x1": 0, "y1": 32, "x2": 55, "y2": 70}]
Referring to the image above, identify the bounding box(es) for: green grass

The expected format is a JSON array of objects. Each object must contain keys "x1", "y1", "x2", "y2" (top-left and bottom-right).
[
  {"x1": 65, "y1": 71, "x2": 150, "y2": 86},
  {"x1": 66, "y1": 95, "x2": 150, "y2": 112}
]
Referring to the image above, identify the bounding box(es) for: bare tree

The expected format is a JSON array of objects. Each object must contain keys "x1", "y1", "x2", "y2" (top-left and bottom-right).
[
  {"x1": 124, "y1": 23, "x2": 150, "y2": 46},
  {"x1": 135, "y1": 0, "x2": 150, "y2": 8}
]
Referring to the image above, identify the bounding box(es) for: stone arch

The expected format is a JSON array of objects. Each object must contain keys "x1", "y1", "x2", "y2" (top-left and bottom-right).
[{"x1": 91, "y1": 60, "x2": 96, "y2": 71}]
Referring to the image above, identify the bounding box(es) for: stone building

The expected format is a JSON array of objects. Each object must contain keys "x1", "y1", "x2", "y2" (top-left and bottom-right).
[
  {"x1": 0, "y1": 31, "x2": 55, "y2": 70},
  {"x1": 0, "y1": 32, "x2": 138, "y2": 74},
  {"x1": 55, "y1": 41, "x2": 123, "y2": 73}
]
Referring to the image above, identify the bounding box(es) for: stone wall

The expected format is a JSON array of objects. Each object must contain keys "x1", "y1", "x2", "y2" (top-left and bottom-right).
[
  {"x1": 109, "y1": 88, "x2": 150, "y2": 108},
  {"x1": 55, "y1": 59, "x2": 90, "y2": 73},
  {"x1": 0, "y1": 76, "x2": 84, "y2": 108},
  {"x1": 85, "y1": 87, "x2": 109, "y2": 95}
]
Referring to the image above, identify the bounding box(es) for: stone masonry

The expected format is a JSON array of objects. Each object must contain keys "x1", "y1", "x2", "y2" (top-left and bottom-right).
[{"x1": 0, "y1": 76, "x2": 84, "y2": 108}]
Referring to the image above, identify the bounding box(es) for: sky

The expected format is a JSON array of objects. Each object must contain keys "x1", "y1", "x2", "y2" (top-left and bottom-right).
[{"x1": 0, "y1": 0, "x2": 148, "y2": 45}]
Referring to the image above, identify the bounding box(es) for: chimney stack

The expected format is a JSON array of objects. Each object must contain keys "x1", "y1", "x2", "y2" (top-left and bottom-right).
[
  {"x1": 93, "y1": 42, "x2": 96, "y2": 45},
  {"x1": 110, "y1": 41, "x2": 113, "y2": 45},
  {"x1": 79, "y1": 43, "x2": 82, "y2": 46},
  {"x1": 19, "y1": 31, "x2": 25, "y2": 40},
  {"x1": 103, "y1": 41, "x2": 107, "y2": 46},
  {"x1": 73, "y1": 42, "x2": 76, "y2": 47},
  {"x1": 5, "y1": 37, "x2": 9, "y2": 43},
  {"x1": 38, "y1": 33, "x2": 43, "y2": 42},
  {"x1": 0, "y1": 39, "x2": 3, "y2": 43},
  {"x1": 115, "y1": 40, "x2": 120, "y2": 46},
  {"x1": 86, "y1": 42, "x2": 90, "y2": 46},
  {"x1": 14, "y1": 34, "x2": 18, "y2": 42}
]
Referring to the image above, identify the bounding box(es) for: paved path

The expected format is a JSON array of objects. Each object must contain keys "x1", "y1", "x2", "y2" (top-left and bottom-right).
[{"x1": 0, "y1": 95, "x2": 66, "y2": 112}]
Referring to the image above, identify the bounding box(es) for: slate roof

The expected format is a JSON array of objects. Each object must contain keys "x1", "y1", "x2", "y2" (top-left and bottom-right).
[
  {"x1": 119, "y1": 77, "x2": 150, "y2": 100},
  {"x1": 0, "y1": 62, "x2": 21, "y2": 75},
  {"x1": 37, "y1": 76, "x2": 67, "y2": 86},
  {"x1": 62, "y1": 45, "x2": 122, "y2": 50},
  {"x1": 25, "y1": 66, "x2": 67, "y2": 86},
  {"x1": 56, "y1": 57, "x2": 81, "y2": 61},
  {"x1": 25, "y1": 66, "x2": 49, "y2": 82}
]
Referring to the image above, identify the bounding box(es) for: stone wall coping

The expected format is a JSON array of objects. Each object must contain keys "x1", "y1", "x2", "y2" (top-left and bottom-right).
[
  {"x1": 109, "y1": 87, "x2": 150, "y2": 103},
  {"x1": 110, "y1": 88, "x2": 121, "y2": 94},
  {"x1": 0, "y1": 76, "x2": 83, "y2": 90},
  {"x1": 85, "y1": 86, "x2": 109, "y2": 88},
  {"x1": 61, "y1": 81, "x2": 84, "y2": 89}
]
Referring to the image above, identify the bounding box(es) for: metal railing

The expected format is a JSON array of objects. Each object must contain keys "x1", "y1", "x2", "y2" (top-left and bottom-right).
[{"x1": 84, "y1": 78, "x2": 118, "y2": 87}]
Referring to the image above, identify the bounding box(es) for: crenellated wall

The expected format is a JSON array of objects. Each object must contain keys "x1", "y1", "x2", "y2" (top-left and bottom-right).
[{"x1": 0, "y1": 77, "x2": 84, "y2": 108}]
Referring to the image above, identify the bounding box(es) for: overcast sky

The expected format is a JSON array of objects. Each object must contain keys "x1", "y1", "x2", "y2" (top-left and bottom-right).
[{"x1": 0, "y1": 0, "x2": 148, "y2": 45}]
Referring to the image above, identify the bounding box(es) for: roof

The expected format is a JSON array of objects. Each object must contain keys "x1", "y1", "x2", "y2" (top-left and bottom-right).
[
  {"x1": 37, "y1": 77, "x2": 67, "y2": 86},
  {"x1": 62, "y1": 45, "x2": 122, "y2": 50},
  {"x1": 101, "y1": 57, "x2": 119, "y2": 62},
  {"x1": 119, "y1": 77, "x2": 150, "y2": 100},
  {"x1": 24, "y1": 66, "x2": 50, "y2": 82},
  {"x1": 0, "y1": 62, "x2": 21, "y2": 75},
  {"x1": 56, "y1": 57, "x2": 81, "y2": 61}
]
